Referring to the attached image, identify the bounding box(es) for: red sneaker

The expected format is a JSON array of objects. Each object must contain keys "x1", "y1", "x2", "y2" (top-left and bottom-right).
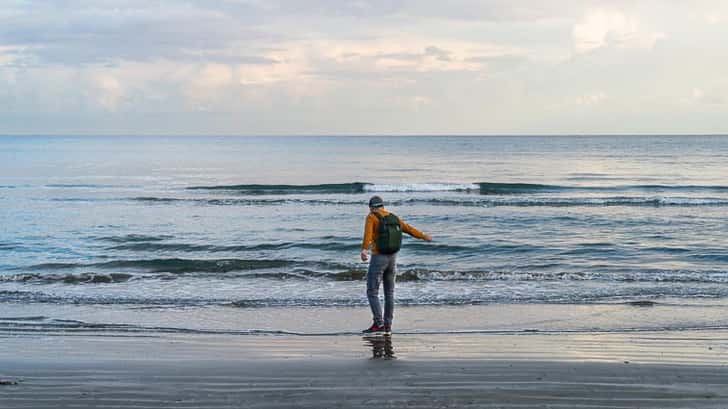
[{"x1": 362, "y1": 323, "x2": 385, "y2": 334}]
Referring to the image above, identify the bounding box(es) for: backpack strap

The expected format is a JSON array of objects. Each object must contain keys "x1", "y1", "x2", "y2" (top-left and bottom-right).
[
  {"x1": 379, "y1": 212, "x2": 400, "y2": 225},
  {"x1": 372, "y1": 211, "x2": 400, "y2": 225}
]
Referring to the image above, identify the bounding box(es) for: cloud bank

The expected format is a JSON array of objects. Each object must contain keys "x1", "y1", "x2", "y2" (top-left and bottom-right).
[{"x1": 1, "y1": 0, "x2": 727, "y2": 135}]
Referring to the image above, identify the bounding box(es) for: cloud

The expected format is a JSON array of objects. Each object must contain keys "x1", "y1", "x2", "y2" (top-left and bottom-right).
[
  {"x1": 309, "y1": 37, "x2": 527, "y2": 79},
  {"x1": 372, "y1": 45, "x2": 473, "y2": 71},
  {"x1": 424, "y1": 46, "x2": 451, "y2": 62},
  {"x1": 0, "y1": 1, "x2": 278, "y2": 66},
  {"x1": 1, "y1": 1, "x2": 728, "y2": 135},
  {"x1": 0, "y1": 1, "x2": 530, "y2": 72},
  {"x1": 572, "y1": 9, "x2": 666, "y2": 53}
]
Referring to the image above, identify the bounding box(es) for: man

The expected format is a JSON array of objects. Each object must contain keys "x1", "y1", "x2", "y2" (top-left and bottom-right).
[{"x1": 360, "y1": 195, "x2": 432, "y2": 335}]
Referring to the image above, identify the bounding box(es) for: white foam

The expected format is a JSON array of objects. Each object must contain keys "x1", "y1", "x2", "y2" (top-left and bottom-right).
[{"x1": 364, "y1": 183, "x2": 479, "y2": 192}]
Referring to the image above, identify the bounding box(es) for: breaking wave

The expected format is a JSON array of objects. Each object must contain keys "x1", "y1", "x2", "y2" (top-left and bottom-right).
[
  {"x1": 186, "y1": 182, "x2": 554, "y2": 194},
  {"x1": 5, "y1": 264, "x2": 728, "y2": 285},
  {"x1": 3, "y1": 287, "x2": 728, "y2": 309},
  {"x1": 185, "y1": 182, "x2": 728, "y2": 195}
]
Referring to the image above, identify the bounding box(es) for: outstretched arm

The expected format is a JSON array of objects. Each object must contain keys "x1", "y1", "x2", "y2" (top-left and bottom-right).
[{"x1": 400, "y1": 219, "x2": 432, "y2": 242}]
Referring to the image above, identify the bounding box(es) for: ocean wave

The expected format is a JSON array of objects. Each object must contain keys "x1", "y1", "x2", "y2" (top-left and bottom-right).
[
  {"x1": 126, "y1": 196, "x2": 728, "y2": 207},
  {"x1": 4, "y1": 285, "x2": 728, "y2": 309},
  {"x1": 0, "y1": 270, "x2": 338, "y2": 284},
  {"x1": 477, "y1": 182, "x2": 558, "y2": 194},
  {"x1": 97, "y1": 234, "x2": 175, "y2": 243},
  {"x1": 392, "y1": 269, "x2": 728, "y2": 283},
  {"x1": 184, "y1": 181, "x2": 557, "y2": 194},
  {"x1": 0, "y1": 242, "x2": 19, "y2": 251},
  {"x1": 12, "y1": 182, "x2": 728, "y2": 198},
  {"x1": 365, "y1": 183, "x2": 481, "y2": 192},
  {"x1": 0, "y1": 290, "x2": 221, "y2": 306},
  {"x1": 691, "y1": 253, "x2": 728, "y2": 263},
  {"x1": 185, "y1": 181, "x2": 728, "y2": 195},
  {"x1": 1, "y1": 272, "x2": 134, "y2": 284},
  {"x1": 187, "y1": 182, "x2": 370, "y2": 194},
  {"x1": 17, "y1": 258, "x2": 299, "y2": 274},
  {"x1": 6, "y1": 264, "x2": 728, "y2": 285}
]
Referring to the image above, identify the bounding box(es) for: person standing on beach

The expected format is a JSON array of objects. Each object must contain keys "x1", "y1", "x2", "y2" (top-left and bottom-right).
[{"x1": 361, "y1": 195, "x2": 432, "y2": 335}]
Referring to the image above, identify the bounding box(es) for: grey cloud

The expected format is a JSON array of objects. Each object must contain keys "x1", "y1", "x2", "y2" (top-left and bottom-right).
[
  {"x1": 0, "y1": 0, "x2": 582, "y2": 68},
  {"x1": 424, "y1": 46, "x2": 451, "y2": 62},
  {"x1": 0, "y1": 1, "x2": 280, "y2": 65}
]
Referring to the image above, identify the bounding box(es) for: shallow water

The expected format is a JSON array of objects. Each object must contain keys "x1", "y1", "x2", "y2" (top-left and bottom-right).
[{"x1": 2, "y1": 135, "x2": 728, "y2": 331}]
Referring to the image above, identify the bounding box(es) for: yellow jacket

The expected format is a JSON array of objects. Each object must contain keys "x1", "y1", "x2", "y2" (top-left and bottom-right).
[{"x1": 361, "y1": 208, "x2": 427, "y2": 254}]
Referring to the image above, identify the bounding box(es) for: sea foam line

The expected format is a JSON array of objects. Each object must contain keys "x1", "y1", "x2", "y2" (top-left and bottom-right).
[{"x1": 3, "y1": 316, "x2": 728, "y2": 337}]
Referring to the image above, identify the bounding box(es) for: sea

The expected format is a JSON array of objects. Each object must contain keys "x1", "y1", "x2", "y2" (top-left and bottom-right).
[{"x1": 2, "y1": 135, "x2": 728, "y2": 335}]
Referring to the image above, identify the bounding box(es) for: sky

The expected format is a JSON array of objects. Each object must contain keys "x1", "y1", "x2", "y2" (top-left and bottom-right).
[{"x1": 1, "y1": 0, "x2": 728, "y2": 135}]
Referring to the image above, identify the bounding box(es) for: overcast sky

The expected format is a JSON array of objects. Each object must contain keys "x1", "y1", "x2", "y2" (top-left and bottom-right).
[{"x1": 1, "y1": 0, "x2": 727, "y2": 135}]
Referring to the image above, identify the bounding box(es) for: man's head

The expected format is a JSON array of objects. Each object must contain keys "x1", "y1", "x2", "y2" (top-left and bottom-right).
[{"x1": 368, "y1": 195, "x2": 384, "y2": 211}]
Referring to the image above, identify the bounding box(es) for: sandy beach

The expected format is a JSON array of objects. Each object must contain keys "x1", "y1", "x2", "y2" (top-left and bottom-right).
[{"x1": 2, "y1": 329, "x2": 727, "y2": 408}]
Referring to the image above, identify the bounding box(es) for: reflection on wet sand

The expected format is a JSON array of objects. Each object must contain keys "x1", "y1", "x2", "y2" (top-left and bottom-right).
[{"x1": 363, "y1": 335, "x2": 396, "y2": 360}]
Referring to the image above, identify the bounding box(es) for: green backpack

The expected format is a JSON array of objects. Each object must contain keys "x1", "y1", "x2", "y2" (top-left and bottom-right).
[{"x1": 373, "y1": 212, "x2": 402, "y2": 254}]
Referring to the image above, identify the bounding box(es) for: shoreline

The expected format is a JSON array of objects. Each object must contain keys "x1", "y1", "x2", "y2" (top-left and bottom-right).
[
  {"x1": 2, "y1": 330, "x2": 728, "y2": 408},
  {"x1": 3, "y1": 300, "x2": 728, "y2": 336}
]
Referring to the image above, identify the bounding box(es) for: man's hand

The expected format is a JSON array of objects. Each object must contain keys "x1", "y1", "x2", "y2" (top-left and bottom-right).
[
  {"x1": 360, "y1": 250, "x2": 369, "y2": 262},
  {"x1": 423, "y1": 234, "x2": 433, "y2": 242}
]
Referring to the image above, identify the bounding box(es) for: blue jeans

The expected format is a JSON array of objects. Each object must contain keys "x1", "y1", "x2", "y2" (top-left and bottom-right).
[{"x1": 366, "y1": 253, "x2": 397, "y2": 327}]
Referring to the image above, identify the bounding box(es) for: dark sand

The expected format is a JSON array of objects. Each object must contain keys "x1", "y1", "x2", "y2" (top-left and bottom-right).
[{"x1": 2, "y1": 331, "x2": 728, "y2": 408}]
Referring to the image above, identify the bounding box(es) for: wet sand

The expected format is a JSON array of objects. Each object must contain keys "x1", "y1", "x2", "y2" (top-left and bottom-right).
[{"x1": 2, "y1": 331, "x2": 728, "y2": 408}]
